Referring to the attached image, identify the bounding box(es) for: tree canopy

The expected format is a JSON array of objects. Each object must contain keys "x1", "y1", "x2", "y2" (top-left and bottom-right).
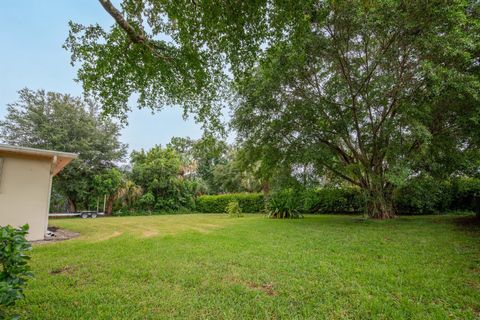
[
  {"x1": 232, "y1": 1, "x2": 480, "y2": 217},
  {"x1": 93, "y1": 168, "x2": 124, "y2": 214},
  {"x1": 167, "y1": 135, "x2": 262, "y2": 194},
  {"x1": 64, "y1": 0, "x2": 227, "y2": 128},
  {"x1": 130, "y1": 145, "x2": 199, "y2": 211},
  {"x1": 67, "y1": 0, "x2": 480, "y2": 218}
]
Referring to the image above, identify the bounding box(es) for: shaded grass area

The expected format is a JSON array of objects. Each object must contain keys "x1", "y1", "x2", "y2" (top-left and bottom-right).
[{"x1": 13, "y1": 214, "x2": 480, "y2": 319}]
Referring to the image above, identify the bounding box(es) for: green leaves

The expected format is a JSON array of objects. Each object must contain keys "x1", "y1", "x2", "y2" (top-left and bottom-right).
[
  {"x1": 65, "y1": 1, "x2": 227, "y2": 129},
  {"x1": 266, "y1": 189, "x2": 303, "y2": 219},
  {"x1": 0, "y1": 224, "x2": 33, "y2": 312},
  {"x1": 231, "y1": 0, "x2": 480, "y2": 217},
  {"x1": 130, "y1": 145, "x2": 199, "y2": 212},
  {"x1": 93, "y1": 168, "x2": 123, "y2": 198},
  {"x1": 225, "y1": 201, "x2": 243, "y2": 218},
  {"x1": 196, "y1": 193, "x2": 264, "y2": 213}
]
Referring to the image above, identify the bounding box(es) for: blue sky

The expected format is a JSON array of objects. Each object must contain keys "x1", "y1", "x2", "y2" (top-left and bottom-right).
[{"x1": 0, "y1": 1, "x2": 205, "y2": 153}]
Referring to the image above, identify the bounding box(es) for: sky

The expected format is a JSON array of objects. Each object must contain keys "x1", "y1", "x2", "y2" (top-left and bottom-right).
[{"x1": 0, "y1": 0, "x2": 206, "y2": 154}]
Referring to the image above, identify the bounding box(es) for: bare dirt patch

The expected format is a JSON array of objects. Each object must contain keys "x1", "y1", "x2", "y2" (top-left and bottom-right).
[
  {"x1": 31, "y1": 227, "x2": 80, "y2": 245},
  {"x1": 453, "y1": 216, "x2": 480, "y2": 228},
  {"x1": 50, "y1": 265, "x2": 76, "y2": 275},
  {"x1": 97, "y1": 230, "x2": 123, "y2": 241},
  {"x1": 247, "y1": 282, "x2": 277, "y2": 296},
  {"x1": 224, "y1": 275, "x2": 277, "y2": 296},
  {"x1": 452, "y1": 216, "x2": 480, "y2": 236},
  {"x1": 143, "y1": 230, "x2": 159, "y2": 237}
]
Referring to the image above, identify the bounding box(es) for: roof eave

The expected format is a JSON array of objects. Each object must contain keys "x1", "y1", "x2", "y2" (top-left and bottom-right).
[{"x1": 0, "y1": 144, "x2": 78, "y2": 176}]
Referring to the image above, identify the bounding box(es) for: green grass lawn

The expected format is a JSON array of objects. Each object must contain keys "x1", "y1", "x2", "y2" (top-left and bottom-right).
[{"x1": 13, "y1": 214, "x2": 480, "y2": 319}]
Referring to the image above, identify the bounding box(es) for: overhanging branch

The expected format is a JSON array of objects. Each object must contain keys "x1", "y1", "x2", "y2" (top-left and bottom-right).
[
  {"x1": 98, "y1": 0, "x2": 171, "y2": 61},
  {"x1": 99, "y1": 0, "x2": 147, "y2": 44}
]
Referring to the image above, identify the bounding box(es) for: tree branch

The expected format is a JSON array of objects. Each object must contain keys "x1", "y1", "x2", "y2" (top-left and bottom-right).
[
  {"x1": 99, "y1": 0, "x2": 147, "y2": 44},
  {"x1": 98, "y1": 0, "x2": 171, "y2": 61}
]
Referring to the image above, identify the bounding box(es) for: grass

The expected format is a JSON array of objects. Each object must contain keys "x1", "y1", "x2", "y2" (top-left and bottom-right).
[{"x1": 12, "y1": 214, "x2": 480, "y2": 319}]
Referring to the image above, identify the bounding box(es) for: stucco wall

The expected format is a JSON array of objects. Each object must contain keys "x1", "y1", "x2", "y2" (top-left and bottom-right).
[{"x1": 0, "y1": 155, "x2": 52, "y2": 241}]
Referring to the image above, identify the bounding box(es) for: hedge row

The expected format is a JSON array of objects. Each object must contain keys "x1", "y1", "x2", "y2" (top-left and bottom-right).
[
  {"x1": 302, "y1": 188, "x2": 364, "y2": 213},
  {"x1": 301, "y1": 178, "x2": 480, "y2": 214},
  {"x1": 195, "y1": 177, "x2": 480, "y2": 215},
  {"x1": 394, "y1": 177, "x2": 480, "y2": 215},
  {"x1": 195, "y1": 189, "x2": 363, "y2": 214},
  {"x1": 196, "y1": 193, "x2": 264, "y2": 213}
]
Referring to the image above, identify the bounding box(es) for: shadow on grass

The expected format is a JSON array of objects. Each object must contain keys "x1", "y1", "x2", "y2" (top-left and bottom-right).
[{"x1": 452, "y1": 215, "x2": 480, "y2": 234}]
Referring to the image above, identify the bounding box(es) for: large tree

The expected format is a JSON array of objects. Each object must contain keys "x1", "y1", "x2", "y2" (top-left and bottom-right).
[
  {"x1": 130, "y1": 145, "x2": 200, "y2": 211},
  {"x1": 0, "y1": 89, "x2": 127, "y2": 211},
  {"x1": 234, "y1": 2, "x2": 479, "y2": 218},
  {"x1": 211, "y1": 148, "x2": 263, "y2": 194},
  {"x1": 93, "y1": 168, "x2": 124, "y2": 215},
  {"x1": 67, "y1": 0, "x2": 480, "y2": 218},
  {"x1": 167, "y1": 134, "x2": 230, "y2": 193}
]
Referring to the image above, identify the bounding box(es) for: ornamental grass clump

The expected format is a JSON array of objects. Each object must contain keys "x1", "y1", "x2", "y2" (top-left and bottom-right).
[{"x1": 266, "y1": 190, "x2": 303, "y2": 219}]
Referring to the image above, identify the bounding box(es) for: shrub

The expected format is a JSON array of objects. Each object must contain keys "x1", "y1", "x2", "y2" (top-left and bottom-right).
[
  {"x1": 137, "y1": 192, "x2": 155, "y2": 211},
  {"x1": 155, "y1": 198, "x2": 180, "y2": 212},
  {"x1": 450, "y1": 177, "x2": 480, "y2": 214},
  {"x1": 266, "y1": 189, "x2": 303, "y2": 219},
  {"x1": 394, "y1": 178, "x2": 452, "y2": 215},
  {"x1": 225, "y1": 201, "x2": 243, "y2": 217},
  {"x1": 196, "y1": 193, "x2": 264, "y2": 213},
  {"x1": 0, "y1": 225, "x2": 33, "y2": 316},
  {"x1": 302, "y1": 187, "x2": 364, "y2": 213}
]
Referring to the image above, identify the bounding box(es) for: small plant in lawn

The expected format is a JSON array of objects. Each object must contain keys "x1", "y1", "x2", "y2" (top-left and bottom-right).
[
  {"x1": 0, "y1": 224, "x2": 33, "y2": 317},
  {"x1": 266, "y1": 190, "x2": 303, "y2": 219},
  {"x1": 225, "y1": 201, "x2": 243, "y2": 217}
]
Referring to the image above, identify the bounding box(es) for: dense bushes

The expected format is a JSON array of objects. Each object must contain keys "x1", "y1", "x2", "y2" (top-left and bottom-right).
[
  {"x1": 393, "y1": 177, "x2": 480, "y2": 215},
  {"x1": 0, "y1": 225, "x2": 33, "y2": 316},
  {"x1": 302, "y1": 188, "x2": 364, "y2": 213},
  {"x1": 115, "y1": 177, "x2": 479, "y2": 216},
  {"x1": 272, "y1": 178, "x2": 480, "y2": 215},
  {"x1": 302, "y1": 178, "x2": 480, "y2": 215},
  {"x1": 198, "y1": 177, "x2": 479, "y2": 216},
  {"x1": 195, "y1": 189, "x2": 362, "y2": 215},
  {"x1": 394, "y1": 178, "x2": 452, "y2": 215},
  {"x1": 450, "y1": 178, "x2": 480, "y2": 213},
  {"x1": 196, "y1": 193, "x2": 264, "y2": 213}
]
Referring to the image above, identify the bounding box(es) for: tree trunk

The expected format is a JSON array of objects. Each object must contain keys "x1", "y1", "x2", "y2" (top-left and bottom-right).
[
  {"x1": 262, "y1": 180, "x2": 270, "y2": 196},
  {"x1": 364, "y1": 181, "x2": 395, "y2": 219},
  {"x1": 105, "y1": 195, "x2": 115, "y2": 215},
  {"x1": 67, "y1": 199, "x2": 77, "y2": 213}
]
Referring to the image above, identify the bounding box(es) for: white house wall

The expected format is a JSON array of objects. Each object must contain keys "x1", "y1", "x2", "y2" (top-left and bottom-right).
[{"x1": 0, "y1": 155, "x2": 52, "y2": 241}]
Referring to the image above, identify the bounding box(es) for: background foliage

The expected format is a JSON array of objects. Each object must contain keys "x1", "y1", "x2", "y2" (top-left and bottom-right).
[{"x1": 196, "y1": 193, "x2": 264, "y2": 213}]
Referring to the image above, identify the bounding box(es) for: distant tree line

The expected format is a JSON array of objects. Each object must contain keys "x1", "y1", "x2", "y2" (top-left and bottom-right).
[{"x1": 0, "y1": 89, "x2": 263, "y2": 214}]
